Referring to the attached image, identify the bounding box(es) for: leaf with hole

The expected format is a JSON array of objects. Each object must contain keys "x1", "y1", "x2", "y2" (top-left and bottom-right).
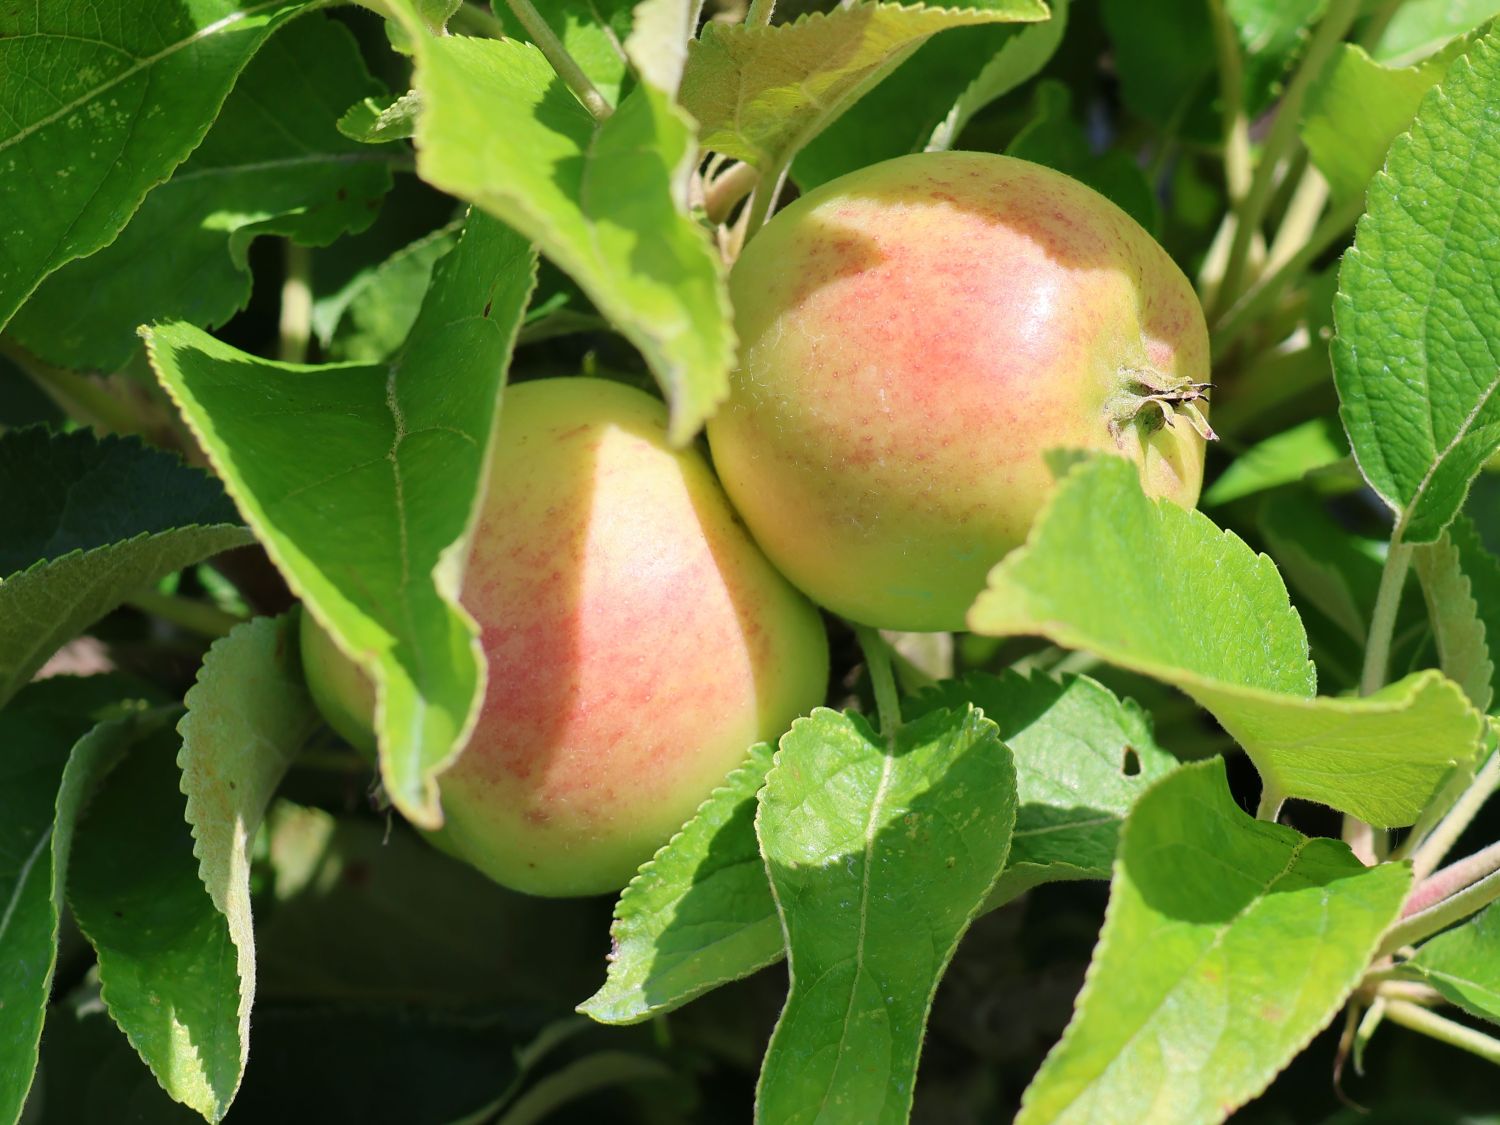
[
  {"x1": 969, "y1": 456, "x2": 1485, "y2": 824},
  {"x1": 1017, "y1": 759, "x2": 1411, "y2": 1124}
]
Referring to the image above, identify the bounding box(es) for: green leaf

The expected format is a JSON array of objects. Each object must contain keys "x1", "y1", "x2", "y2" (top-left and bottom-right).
[
  {"x1": 1004, "y1": 80, "x2": 1158, "y2": 233},
  {"x1": 70, "y1": 720, "x2": 238, "y2": 1121},
  {"x1": 319, "y1": 223, "x2": 461, "y2": 363},
  {"x1": 681, "y1": 0, "x2": 1049, "y2": 174},
  {"x1": 1376, "y1": 0, "x2": 1500, "y2": 65},
  {"x1": 1409, "y1": 902, "x2": 1500, "y2": 1024},
  {"x1": 0, "y1": 680, "x2": 163, "y2": 1125},
  {"x1": 1017, "y1": 758, "x2": 1411, "y2": 1123},
  {"x1": 1450, "y1": 514, "x2": 1500, "y2": 713},
  {"x1": 1202, "y1": 417, "x2": 1351, "y2": 506},
  {"x1": 969, "y1": 457, "x2": 1485, "y2": 824},
  {"x1": 145, "y1": 211, "x2": 535, "y2": 829},
  {"x1": 625, "y1": 0, "x2": 698, "y2": 96},
  {"x1": 794, "y1": 0, "x2": 1068, "y2": 188},
  {"x1": 338, "y1": 90, "x2": 422, "y2": 144},
  {"x1": 1416, "y1": 519, "x2": 1498, "y2": 713},
  {"x1": 8, "y1": 15, "x2": 394, "y2": 372},
  {"x1": 579, "y1": 742, "x2": 781, "y2": 1026},
  {"x1": 1099, "y1": 0, "x2": 1217, "y2": 141},
  {"x1": 1255, "y1": 490, "x2": 1415, "y2": 695},
  {"x1": 0, "y1": 0, "x2": 310, "y2": 332},
  {"x1": 1101, "y1": 0, "x2": 1318, "y2": 142},
  {"x1": 1226, "y1": 0, "x2": 1325, "y2": 103},
  {"x1": 1259, "y1": 488, "x2": 1385, "y2": 647},
  {"x1": 1333, "y1": 29, "x2": 1500, "y2": 543},
  {"x1": 491, "y1": 0, "x2": 636, "y2": 106},
  {"x1": 909, "y1": 671, "x2": 1176, "y2": 904},
  {"x1": 0, "y1": 428, "x2": 252, "y2": 707},
  {"x1": 396, "y1": 18, "x2": 732, "y2": 442},
  {"x1": 174, "y1": 614, "x2": 321, "y2": 1110},
  {"x1": 755, "y1": 706, "x2": 1017, "y2": 1125},
  {"x1": 582, "y1": 669, "x2": 1169, "y2": 1025},
  {"x1": 1302, "y1": 37, "x2": 1471, "y2": 206}
]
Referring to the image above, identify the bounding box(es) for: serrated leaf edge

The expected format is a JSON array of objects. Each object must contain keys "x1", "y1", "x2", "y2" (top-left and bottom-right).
[
  {"x1": 578, "y1": 740, "x2": 779, "y2": 1025},
  {"x1": 753, "y1": 704, "x2": 1018, "y2": 1124},
  {"x1": 1018, "y1": 758, "x2": 1412, "y2": 1123}
]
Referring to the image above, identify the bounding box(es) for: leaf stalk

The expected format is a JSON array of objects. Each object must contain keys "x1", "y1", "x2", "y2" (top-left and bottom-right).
[
  {"x1": 1214, "y1": 0, "x2": 1361, "y2": 314},
  {"x1": 127, "y1": 589, "x2": 247, "y2": 639},
  {"x1": 1409, "y1": 745, "x2": 1500, "y2": 879},
  {"x1": 1378, "y1": 866, "x2": 1500, "y2": 958},
  {"x1": 854, "y1": 624, "x2": 903, "y2": 743},
  {"x1": 504, "y1": 0, "x2": 614, "y2": 122}
]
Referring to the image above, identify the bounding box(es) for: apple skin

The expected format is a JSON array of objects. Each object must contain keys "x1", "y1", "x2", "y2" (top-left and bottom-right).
[
  {"x1": 300, "y1": 377, "x2": 829, "y2": 897},
  {"x1": 705, "y1": 151, "x2": 1210, "y2": 632}
]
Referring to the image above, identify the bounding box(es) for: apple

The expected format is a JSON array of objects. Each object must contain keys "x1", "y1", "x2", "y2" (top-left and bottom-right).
[
  {"x1": 301, "y1": 377, "x2": 829, "y2": 897},
  {"x1": 706, "y1": 151, "x2": 1211, "y2": 632}
]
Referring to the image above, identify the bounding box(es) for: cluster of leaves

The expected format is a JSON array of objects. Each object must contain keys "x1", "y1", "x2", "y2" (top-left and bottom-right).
[{"x1": 3, "y1": 1, "x2": 1500, "y2": 1123}]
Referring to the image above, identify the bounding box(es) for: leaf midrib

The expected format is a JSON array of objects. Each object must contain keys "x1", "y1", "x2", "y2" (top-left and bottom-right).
[{"x1": 0, "y1": 1, "x2": 293, "y2": 154}]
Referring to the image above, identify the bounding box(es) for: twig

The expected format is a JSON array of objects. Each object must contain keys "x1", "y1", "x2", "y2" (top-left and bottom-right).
[
  {"x1": 1404, "y1": 839, "x2": 1500, "y2": 918},
  {"x1": 1362, "y1": 542, "x2": 1413, "y2": 698},
  {"x1": 127, "y1": 589, "x2": 247, "y2": 639},
  {"x1": 1383, "y1": 1000, "x2": 1500, "y2": 1065},
  {"x1": 504, "y1": 0, "x2": 614, "y2": 121},
  {"x1": 1215, "y1": 0, "x2": 1361, "y2": 314},
  {"x1": 1256, "y1": 783, "x2": 1286, "y2": 822},
  {"x1": 450, "y1": 1, "x2": 507, "y2": 37},
  {"x1": 1197, "y1": 0, "x2": 1251, "y2": 305},
  {"x1": 704, "y1": 161, "x2": 760, "y2": 224},
  {"x1": 745, "y1": 0, "x2": 777, "y2": 26},
  {"x1": 1264, "y1": 168, "x2": 1331, "y2": 274},
  {"x1": 1345, "y1": 540, "x2": 1412, "y2": 862},
  {"x1": 1378, "y1": 867, "x2": 1500, "y2": 958},
  {"x1": 278, "y1": 240, "x2": 313, "y2": 364},
  {"x1": 1410, "y1": 746, "x2": 1500, "y2": 879},
  {"x1": 740, "y1": 162, "x2": 789, "y2": 245},
  {"x1": 1211, "y1": 192, "x2": 1364, "y2": 358}
]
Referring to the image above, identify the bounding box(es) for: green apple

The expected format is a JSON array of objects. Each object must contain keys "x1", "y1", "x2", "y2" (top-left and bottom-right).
[
  {"x1": 301, "y1": 377, "x2": 829, "y2": 897},
  {"x1": 706, "y1": 151, "x2": 1211, "y2": 632}
]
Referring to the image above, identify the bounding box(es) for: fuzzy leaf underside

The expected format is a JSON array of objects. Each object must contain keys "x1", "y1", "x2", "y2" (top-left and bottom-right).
[
  {"x1": 176, "y1": 614, "x2": 323, "y2": 1106},
  {"x1": 681, "y1": 0, "x2": 1049, "y2": 174},
  {"x1": 0, "y1": 680, "x2": 166, "y2": 1125}
]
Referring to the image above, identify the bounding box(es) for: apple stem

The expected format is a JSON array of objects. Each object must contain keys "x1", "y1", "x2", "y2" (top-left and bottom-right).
[{"x1": 854, "y1": 624, "x2": 903, "y2": 742}]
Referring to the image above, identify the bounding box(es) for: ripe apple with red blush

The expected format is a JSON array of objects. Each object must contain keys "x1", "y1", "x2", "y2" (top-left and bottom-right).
[
  {"x1": 301, "y1": 377, "x2": 829, "y2": 897},
  {"x1": 706, "y1": 151, "x2": 1212, "y2": 632}
]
